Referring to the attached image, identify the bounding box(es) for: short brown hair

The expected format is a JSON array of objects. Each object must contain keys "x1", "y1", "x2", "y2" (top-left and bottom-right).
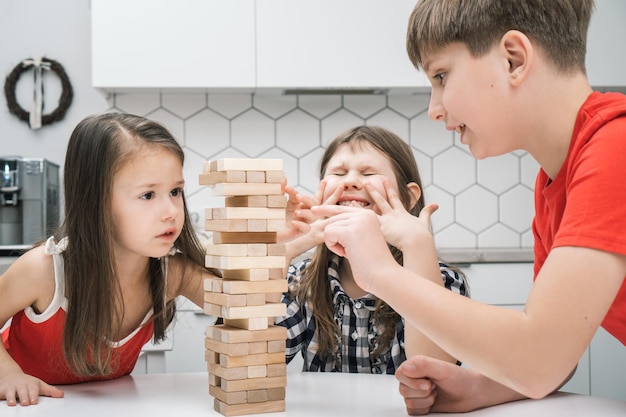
[{"x1": 407, "y1": 0, "x2": 595, "y2": 74}]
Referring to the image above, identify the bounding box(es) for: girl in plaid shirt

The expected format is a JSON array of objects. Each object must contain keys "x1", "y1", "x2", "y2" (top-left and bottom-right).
[{"x1": 275, "y1": 126, "x2": 468, "y2": 373}]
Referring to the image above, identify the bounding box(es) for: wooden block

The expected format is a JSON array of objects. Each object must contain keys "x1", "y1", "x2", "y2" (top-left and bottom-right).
[
  {"x1": 268, "y1": 268, "x2": 285, "y2": 279},
  {"x1": 221, "y1": 376, "x2": 287, "y2": 392},
  {"x1": 248, "y1": 341, "x2": 268, "y2": 355},
  {"x1": 245, "y1": 171, "x2": 267, "y2": 183},
  {"x1": 213, "y1": 232, "x2": 277, "y2": 244},
  {"x1": 206, "y1": 325, "x2": 286, "y2": 344},
  {"x1": 208, "y1": 363, "x2": 248, "y2": 380},
  {"x1": 206, "y1": 277, "x2": 224, "y2": 293},
  {"x1": 204, "y1": 302, "x2": 223, "y2": 317},
  {"x1": 212, "y1": 183, "x2": 282, "y2": 196},
  {"x1": 267, "y1": 387, "x2": 286, "y2": 402},
  {"x1": 246, "y1": 293, "x2": 266, "y2": 306},
  {"x1": 199, "y1": 170, "x2": 246, "y2": 185},
  {"x1": 247, "y1": 219, "x2": 268, "y2": 232},
  {"x1": 206, "y1": 302, "x2": 286, "y2": 320},
  {"x1": 209, "y1": 385, "x2": 248, "y2": 405},
  {"x1": 205, "y1": 338, "x2": 250, "y2": 356},
  {"x1": 214, "y1": 398, "x2": 285, "y2": 416},
  {"x1": 224, "y1": 318, "x2": 269, "y2": 330},
  {"x1": 267, "y1": 243, "x2": 286, "y2": 256},
  {"x1": 222, "y1": 268, "x2": 270, "y2": 281},
  {"x1": 265, "y1": 171, "x2": 285, "y2": 184},
  {"x1": 267, "y1": 364, "x2": 287, "y2": 378},
  {"x1": 247, "y1": 365, "x2": 268, "y2": 379},
  {"x1": 246, "y1": 244, "x2": 267, "y2": 257},
  {"x1": 267, "y1": 339, "x2": 286, "y2": 353},
  {"x1": 206, "y1": 243, "x2": 273, "y2": 257},
  {"x1": 209, "y1": 207, "x2": 286, "y2": 220},
  {"x1": 213, "y1": 158, "x2": 283, "y2": 172},
  {"x1": 246, "y1": 389, "x2": 268, "y2": 403},
  {"x1": 266, "y1": 219, "x2": 285, "y2": 232},
  {"x1": 267, "y1": 195, "x2": 288, "y2": 208},
  {"x1": 204, "y1": 292, "x2": 247, "y2": 307},
  {"x1": 225, "y1": 195, "x2": 268, "y2": 207},
  {"x1": 206, "y1": 243, "x2": 248, "y2": 257},
  {"x1": 206, "y1": 349, "x2": 220, "y2": 365},
  {"x1": 204, "y1": 278, "x2": 288, "y2": 294},
  {"x1": 221, "y1": 279, "x2": 287, "y2": 295},
  {"x1": 205, "y1": 219, "x2": 248, "y2": 232},
  {"x1": 209, "y1": 372, "x2": 221, "y2": 387},
  {"x1": 206, "y1": 255, "x2": 285, "y2": 270},
  {"x1": 220, "y1": 351, "x2": 286, "y2": 368}
]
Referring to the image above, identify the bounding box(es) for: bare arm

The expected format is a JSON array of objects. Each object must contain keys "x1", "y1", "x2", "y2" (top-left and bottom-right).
[
  {"x1": 366, "y1": 181, "x2": 457, "y2": 363},
  {"x1": 0, "y1": 247, "x2": 64, "y2": 406},
  {"x1": 314, "y1": 204, "x2": 626, "y2": 399}
]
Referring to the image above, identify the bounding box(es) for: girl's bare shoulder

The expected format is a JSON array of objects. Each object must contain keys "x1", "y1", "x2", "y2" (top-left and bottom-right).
[{"x1": 0, "y1": 245, "x2": 55, "y2": 311}]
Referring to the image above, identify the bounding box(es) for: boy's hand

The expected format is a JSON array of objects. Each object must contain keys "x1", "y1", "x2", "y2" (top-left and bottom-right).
[
  {"x1": 0, "y1": 370, "x2": 64, "y2": 406},
  {"x1": 312, "y1": 205, "x2": 397, "y2": 293},
  {"x1": 364, "y1": 180, "x2": 438, "y2": 252}
]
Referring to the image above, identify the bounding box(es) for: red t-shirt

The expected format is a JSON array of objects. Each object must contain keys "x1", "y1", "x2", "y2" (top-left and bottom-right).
[
  {"x1": 1, "y1": 237, "x2": 154, "y2": 385},
  {"x1": 533, "y1": 91, "x2": 626, "y2": 345}
]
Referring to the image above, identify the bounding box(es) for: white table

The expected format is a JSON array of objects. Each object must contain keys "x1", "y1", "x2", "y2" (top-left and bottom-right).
[{"x1": 2, "y1": 372, "x2": 626, "y2": 416}]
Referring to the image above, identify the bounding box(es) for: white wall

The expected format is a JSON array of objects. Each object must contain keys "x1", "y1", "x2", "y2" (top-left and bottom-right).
[{"x1": 0, "y1": 0, "x2": 107, "y2": 180}]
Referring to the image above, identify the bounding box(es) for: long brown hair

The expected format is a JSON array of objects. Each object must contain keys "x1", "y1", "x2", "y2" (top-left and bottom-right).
[
  {"x1": 55, "y1": 112, "x2": 212, "y2": 377},
  {"x1": 295, "y1": 126, "x2": 428, "y2": 361}
]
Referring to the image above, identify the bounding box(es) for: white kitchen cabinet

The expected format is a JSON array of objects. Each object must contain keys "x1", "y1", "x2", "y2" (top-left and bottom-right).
[
  {"x1": 256, "y1": 0, "x2": 428, "y2": 94},
  {"x1": 586, "y1": 0, "x2": 626, "y2": 90},
  {"x1": 91, "y1": 0, "x2": 428, "y2": 94},
  {"x1": 91, "y1": 0, "x2": 256, "y2": 93}
]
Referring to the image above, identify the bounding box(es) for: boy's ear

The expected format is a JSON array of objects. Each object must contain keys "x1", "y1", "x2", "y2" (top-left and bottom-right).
[
  {"x1": 407, "y1": 182, "x2": 421, "y2": 210},
  {"x1": 501, "y1": 30, "x2": 533, "y2": 86}
]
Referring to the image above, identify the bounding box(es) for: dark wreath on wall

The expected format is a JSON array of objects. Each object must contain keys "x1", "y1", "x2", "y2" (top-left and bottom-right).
[{"x1": 4, "y1": 57, "x2": 73, "y2": 130}]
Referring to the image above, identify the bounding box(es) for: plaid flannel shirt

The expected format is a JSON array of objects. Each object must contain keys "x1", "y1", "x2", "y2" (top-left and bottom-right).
[{"x1": 275, "y1": 254, "x2": 468, "y2": 374}]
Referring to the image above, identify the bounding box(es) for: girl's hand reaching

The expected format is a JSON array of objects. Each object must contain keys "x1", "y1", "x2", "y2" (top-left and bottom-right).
[{"x1": 0, "y1": 369, "x2": 64, "y2": 406}]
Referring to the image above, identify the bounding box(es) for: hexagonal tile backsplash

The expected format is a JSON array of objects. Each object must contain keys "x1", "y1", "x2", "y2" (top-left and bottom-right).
[{"x1": 107, "y1": 92, "x2": 538, "y2": 252}]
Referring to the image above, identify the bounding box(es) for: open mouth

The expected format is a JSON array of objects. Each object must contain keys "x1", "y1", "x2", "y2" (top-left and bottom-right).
[
  {"x1": 455, "y1": 124, "x2": 466, "y2": 134},
  {"x1": 337, "y1": 200, "x2": 370, "y2": 208}
]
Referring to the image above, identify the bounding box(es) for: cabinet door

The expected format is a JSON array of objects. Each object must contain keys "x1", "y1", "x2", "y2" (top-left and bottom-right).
[
  {"x1": 91, "y1": 0, "x2": 256, "y2": 92},
  {"x1": 586, "y1": 0, "x2": 626, "y2": 89},
  {"x1": 256, "y1": 0, "x2": 428, "y2": 93}
]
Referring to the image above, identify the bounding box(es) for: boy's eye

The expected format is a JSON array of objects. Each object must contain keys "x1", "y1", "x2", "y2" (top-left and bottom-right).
[
  {"x1": 433, "y1": 73, "x2": 445, "y2": 84},
  {"x1": 140, "y1": 192, "x2": 155, "y2": 200}
]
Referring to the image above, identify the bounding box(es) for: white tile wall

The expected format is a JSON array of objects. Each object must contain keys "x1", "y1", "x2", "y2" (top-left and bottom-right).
[{"x1": 107, "y1": 92, "x2": 538, "y2": 252}]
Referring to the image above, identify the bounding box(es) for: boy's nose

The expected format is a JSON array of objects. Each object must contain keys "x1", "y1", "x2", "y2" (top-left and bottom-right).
[{"x1": 428, "y1": 91, "x2": 445, "y2": 122}]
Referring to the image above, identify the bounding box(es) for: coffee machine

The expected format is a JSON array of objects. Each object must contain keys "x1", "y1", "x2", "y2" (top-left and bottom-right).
[{"x1": 0, "y1": 156, "x2": 60, "y2": 251}]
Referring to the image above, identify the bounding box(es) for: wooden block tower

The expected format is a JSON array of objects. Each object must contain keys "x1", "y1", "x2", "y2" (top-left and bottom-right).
[{"x1": 200, "y1": 158, "x2": 289, "y2": 416}]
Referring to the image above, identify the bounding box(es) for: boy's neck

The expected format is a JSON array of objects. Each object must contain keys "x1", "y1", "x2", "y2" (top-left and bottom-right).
[{"x1": 522, "y1": 71, "x2": 593, "y2": 179}]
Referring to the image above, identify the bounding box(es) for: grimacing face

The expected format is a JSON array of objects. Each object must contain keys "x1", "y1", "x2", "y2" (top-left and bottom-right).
[{"x1": 322, "y1": 142, "x2": 402, "y2": 215}]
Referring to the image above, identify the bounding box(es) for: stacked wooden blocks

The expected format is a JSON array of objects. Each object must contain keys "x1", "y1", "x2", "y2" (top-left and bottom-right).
[{"x1": 200, "y1": 158, "x2": 289, "y2": 416}]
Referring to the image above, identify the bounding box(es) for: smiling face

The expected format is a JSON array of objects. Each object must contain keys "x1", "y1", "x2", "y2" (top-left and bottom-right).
[
  {"x1": 111, "y1": 145, "x2": 185, "y2": 259},
  {"x1": 424, "y1": 42, "x2": 522, "y2": 159},
  {"x1": 322, "y1": 141, "x2": 402, "y2": 214}
]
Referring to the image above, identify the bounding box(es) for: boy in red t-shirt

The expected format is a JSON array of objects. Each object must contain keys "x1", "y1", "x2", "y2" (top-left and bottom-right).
[{"x1": 311, "y1": 0, "x2": 626, "y2": 414}]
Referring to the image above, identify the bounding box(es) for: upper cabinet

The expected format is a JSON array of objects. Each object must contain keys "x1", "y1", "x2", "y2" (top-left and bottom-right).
[
  {"x1": 91, "y1": 0, "x2": 428, "y2": 94},
  {"x1": 586, "y1": 0, "x2": 626, "y2": 90},
  {"x1": 255, "y1": 0, "x2": 427, "y2": 93},
  {"x1": 91, "y1": 0, "x2": 256, "y2": 92}
]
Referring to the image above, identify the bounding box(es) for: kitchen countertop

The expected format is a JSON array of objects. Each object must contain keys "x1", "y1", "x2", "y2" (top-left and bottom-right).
[
  {"x1": 2, "y1": 372, "x2": 625, "y2": 416},
  {"x1": 438, "y1": 248, "x2": 534, "y2": 264}
]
